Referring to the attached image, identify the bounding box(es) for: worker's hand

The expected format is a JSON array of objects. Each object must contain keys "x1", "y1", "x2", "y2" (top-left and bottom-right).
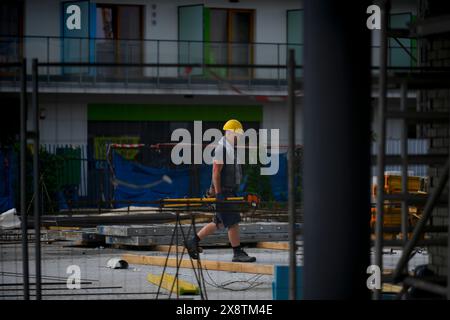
[
  {"x1": 206, "y1": 188, "x2": 215, "y2": 198},
  {"x1": 215, "y1": 193, "x2": 225, "y2": 201}
]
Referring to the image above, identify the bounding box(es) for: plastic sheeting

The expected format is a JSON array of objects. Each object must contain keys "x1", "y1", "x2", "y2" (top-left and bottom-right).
[
  {"x1": 0, "y1": 149, "x2": 15, "y2": 213},
  {"x1": 0, "y1": 208, "x2": 21, "y2": 229},
  {"x1": 112, "y1": 152, "x2": 192, "y2": 208},
  {"x1": 111, "y1": 151, "x2": 291, "y2": 207}
]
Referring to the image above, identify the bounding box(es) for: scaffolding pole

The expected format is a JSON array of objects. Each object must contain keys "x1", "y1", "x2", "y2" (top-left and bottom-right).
[
  {"x1": 32, "y1": 58, "x2": 42, "y2": 300},
  {"x1": 20, "y1": 58, "x2": 30, "y2": 300},
  {"x1": 374, "y1": 0, "x2": 390, "y2": 300},
  {"x1": 287, "y1": 49, "x2": 297, "y2": 300},
  {"x1": 400, "y1": 81, "x2": 409, "y2": 275}
]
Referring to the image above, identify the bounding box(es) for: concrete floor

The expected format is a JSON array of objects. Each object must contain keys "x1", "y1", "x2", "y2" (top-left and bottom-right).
[
  {"x1": 0, "y1": 242, "x2": 428, "y2": 300},
  {"x1": 0, "y1": 242, "x2": 301, "y2": 300}
]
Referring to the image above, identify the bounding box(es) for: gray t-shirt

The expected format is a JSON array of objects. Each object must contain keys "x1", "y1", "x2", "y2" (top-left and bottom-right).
[{"x1": 212, "y1": 137, "x2": 242, "y2": 187}]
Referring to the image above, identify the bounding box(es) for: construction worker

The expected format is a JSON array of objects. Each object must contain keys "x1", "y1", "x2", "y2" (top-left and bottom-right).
[{"x1": 185, "y1": 119, "x2": 256, "y2": 263}]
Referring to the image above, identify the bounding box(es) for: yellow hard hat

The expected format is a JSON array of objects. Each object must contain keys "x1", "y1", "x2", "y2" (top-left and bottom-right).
[{"x1": 223, "y1": 119, "x2": 244, "y2": 134}]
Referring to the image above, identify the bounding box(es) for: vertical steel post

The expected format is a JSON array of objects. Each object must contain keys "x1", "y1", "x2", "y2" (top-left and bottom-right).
[
  {"x1": 448, "y1": 92, "x2": 450, "y2": 300},
  {"x1": 374, "y1": 0, "x2": 390, "y2": 300},
  {"x1": 287, "y1": 49, "x2": 297, "y2": 300},
  {"x1": 32, "y1": 58, "x2": 42, "y2": 300},
  {"x1": 20, "y1": 58, "x2": 30, "y2": 300},
  {"x1": 303, "y1": 0, "x2": 371, "y2": 299},
  {"x1": 400, "y1": 81, "x2": 409, "y2": 259}
]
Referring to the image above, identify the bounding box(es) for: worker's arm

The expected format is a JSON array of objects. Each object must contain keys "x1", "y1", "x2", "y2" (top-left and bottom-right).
[{"x1": 212, "y1": 161, "x2": 223, "y2": 195}]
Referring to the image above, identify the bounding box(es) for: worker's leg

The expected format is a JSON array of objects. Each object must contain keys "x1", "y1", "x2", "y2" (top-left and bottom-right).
[
  {"x1": 197, "y1": 222, "x2": 218, "y2": 240},
  {"x1": 227, "y1": 223, "x2": 240, "y2": 247},
  {"x1": 185, "y1": 220, "x2": 221, "y2": 260}
]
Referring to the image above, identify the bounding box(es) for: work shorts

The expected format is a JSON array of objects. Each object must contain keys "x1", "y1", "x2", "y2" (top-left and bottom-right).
[{"x1": 213, "y1": 190, "x2": 241, "y2": 229}]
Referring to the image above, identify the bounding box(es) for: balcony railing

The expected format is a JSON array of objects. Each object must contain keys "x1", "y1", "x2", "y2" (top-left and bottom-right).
[{"x1": 0, "y1": 36, "x2": 415, "y2": 90}]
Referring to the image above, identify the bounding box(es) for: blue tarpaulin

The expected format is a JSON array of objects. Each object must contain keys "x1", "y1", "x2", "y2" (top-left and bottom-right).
[
  {"x1": 269, "y1": 153, "x2": 289, "y2": 202},
  {"x1": 0, "y1": 150, "x2": 15, "y2": 213},
  {"x1": 112, "y1": 151, "x2": 292, "y2": 207},
  {"x1": 112, "y1": 152, "x2": 192, "y2": 208}
]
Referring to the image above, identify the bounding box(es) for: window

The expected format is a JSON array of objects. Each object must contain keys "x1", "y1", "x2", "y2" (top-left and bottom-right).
[
  {"x1": 208, "y1": 8, "x2": 254, "y2": 78},
  {"x1": 286, "y1": 9, "x2": 304, "y2": 76},
  {"x1": 179, "y1": 6, "x2": 255, "y2": 79},
  {"x1": 389, "y1": 13, "x2": 416, "y2": 67},
  {"x1": 0, "y1": 0, "x2": 24, "y2": 63}
]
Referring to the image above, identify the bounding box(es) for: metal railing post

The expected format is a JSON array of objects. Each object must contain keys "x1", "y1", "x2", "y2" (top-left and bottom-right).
[
  {"x1": 277, "y1": 43, "x2": 281, "y2": 87},
  {"x1": 79, "y1": 38, "x2": 82, "y2": 84},
  {"x1": 187, "y1": 41, "x2": 191, "y2": 87},
  {"x1": 125, "y1": 40, "x2": 129, "y2": 86},
  {"x1": 47, "y1": 37, "x2": 50, "y2": 83},
  {"x1": 156, "y1": 40, "x2": 160, "y2": 87}
]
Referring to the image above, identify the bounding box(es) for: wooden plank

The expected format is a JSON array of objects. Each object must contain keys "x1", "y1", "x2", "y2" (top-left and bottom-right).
[
  {"x1": 256, "y1": 242, "x2": 289, "y2": 250},
  {"x1": 47, "y1": 226, "x2": 81, "y2": 231},
  {"x1": 151, "y1": 245, "x2": 186, "y2": 254},
  {"x1": 147, "y1": 272, "x2": 199, "y2": 295},
  {"x1": 382, "y1": 283, "x2": 402, "y2": 293},
  {"x1": 122, "y1": 254, "x2": 274, "y2": 275}
]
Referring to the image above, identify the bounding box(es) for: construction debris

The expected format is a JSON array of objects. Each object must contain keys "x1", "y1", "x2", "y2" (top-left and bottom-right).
[
  {"x1": 147, "y1": 272, "x2": 199, "y2": 295},
  {"x1": 98, "y1": 222, "x2": 295, "y2": 247},
  {"x1": 106, "y1": 258, "x2": 129, "y2": 269},
  {"x1": 0, "y1": 208, "x2": 21, "y2": 229},
  {"x1": 44, "y1": 228, "x2": 105, "y2": 246}
]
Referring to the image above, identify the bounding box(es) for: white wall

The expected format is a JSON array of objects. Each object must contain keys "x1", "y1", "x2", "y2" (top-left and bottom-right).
[
  {"x1": 262, "y1": 101, "x2": 303, "y2": 146},
  {"x1": 29, "y1": 102, "x2": 88, "y2": 146}
]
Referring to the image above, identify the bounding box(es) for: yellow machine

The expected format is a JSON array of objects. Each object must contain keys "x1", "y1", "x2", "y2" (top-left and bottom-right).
[{"x1": 371, "y1": 174, "x2": 428, "y2": 238}]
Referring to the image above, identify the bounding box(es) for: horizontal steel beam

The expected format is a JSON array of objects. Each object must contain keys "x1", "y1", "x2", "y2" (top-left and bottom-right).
[
  {"x1": 386, "y1": 111, "x2": 450, "y2": 123},
  {"x1": 403, "y1": 277, "x2": 447, "y2": 297},
  {"x1": 372, "y1": 238, "x2": 448, "y2": 247},
  {"x1": 383, "y1": 193, "x2": 448, "y2": 206},
  {"x1": 372, "y1": 154, "x2": 448, "y2": 165}
]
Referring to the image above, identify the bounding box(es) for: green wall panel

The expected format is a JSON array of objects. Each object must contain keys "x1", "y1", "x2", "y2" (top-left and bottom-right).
[{"x1": 88, "y1": 104, "x2": 262, "y2": 122}]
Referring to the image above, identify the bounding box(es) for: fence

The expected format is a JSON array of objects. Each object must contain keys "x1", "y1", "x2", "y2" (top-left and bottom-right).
[
  {"x1": 0, "y1": 36, "x2": 415, "y2": 90},
  {"x1": 0, "y1": 58, "x2": 427, "y2": 301}
]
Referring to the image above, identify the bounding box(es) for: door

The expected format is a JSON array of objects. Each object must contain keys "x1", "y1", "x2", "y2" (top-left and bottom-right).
[
  {"x1": 178, "y1": 5, "x2": 204, "y2": 76},
  {"x1": 95, "y1": 4, "x2": 143, "y2": 78},
  {"x1": 229, "y1": 10, "x2": 254, "y2": 79},
  {"x1": 0, "y1": 0, "x2": 24, "y2": 75}
]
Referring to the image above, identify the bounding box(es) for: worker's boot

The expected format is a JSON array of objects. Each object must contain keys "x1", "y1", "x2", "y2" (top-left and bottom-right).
[
  {"x1": 184, "y1": 235, "x2": 203, "y2": 260},
  {"x1": 232, "y1": 246, "x2": 256, "y2": 263}
]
